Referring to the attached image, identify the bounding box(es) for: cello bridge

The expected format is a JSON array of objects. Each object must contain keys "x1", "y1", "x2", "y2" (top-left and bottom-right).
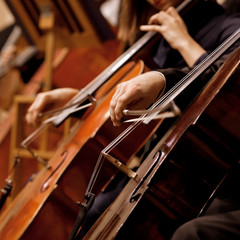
[{"x1": 103, "y1": 153, "x2": 138, "y2": 180}]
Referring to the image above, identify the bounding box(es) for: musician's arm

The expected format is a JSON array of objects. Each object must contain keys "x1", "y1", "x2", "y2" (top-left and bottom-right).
[{"x1": 25, "y1": 88, "x2": 79, "y2": 126}]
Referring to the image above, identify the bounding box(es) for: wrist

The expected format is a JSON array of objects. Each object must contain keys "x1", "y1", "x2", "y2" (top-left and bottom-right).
[
  {"x1": 150, "y1": 71, "x2": 166, "y2": 98},
  {"x1": 177, "y1": 38, "x2": 206, "y2": 67}
]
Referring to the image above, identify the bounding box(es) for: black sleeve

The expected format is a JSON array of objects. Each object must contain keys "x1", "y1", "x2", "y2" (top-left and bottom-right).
[{"x1": 156, "y1": 41, "x2": 240, "y2": 92}]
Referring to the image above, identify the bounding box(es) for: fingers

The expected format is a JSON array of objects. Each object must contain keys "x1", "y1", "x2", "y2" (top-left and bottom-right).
[
  {"x1": 140, "y1": 24, "x2": 162, "y2": 33},
  {"x1": 110, "y1": 82, "x2": 138, "y2": 126},
  {"x1": 110, "y1": 72, "x2": 166, "y2": 127},
  {"x1": 109, "y1": 85, "x2": 122, "y2": 126},
  {"x1": 140, "y1": 9, "x2": 170, "y2": 34},
  {"x1": 148, "y1": 7, "x2": 178, "y2": 26},
  {"x1": 166, "y1": 6, "x2": 180, "y2": 18},
  {"x1": 148, "y1": 10, "x2": 168, "y2": 25},
  {"x1": 25, "y1": 88, "x2": 79, "y2": 126},
  {"x1": 25, "y1": 92, "x2": 50, "y2": 126},
  {"x1": 140, "y1": 6, "x2": 189, "y2": 51},
  {"x1": 140, "y1": 7, "x2": 179, "y2": 33}
]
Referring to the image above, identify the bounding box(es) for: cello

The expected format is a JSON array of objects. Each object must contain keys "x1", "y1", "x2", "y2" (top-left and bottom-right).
[
  {"x1": 69, "y1": 25, "x2": 240, "y2": 238},
  {"x1": 83, "y1": 40, "x2": 240, "y2": 240},
  {"x1": 0, "y1": 0, "x2": 229, "y2": 237},
  {"x1": 0, "y1": 1, "x2": 198, "y2": 239}
]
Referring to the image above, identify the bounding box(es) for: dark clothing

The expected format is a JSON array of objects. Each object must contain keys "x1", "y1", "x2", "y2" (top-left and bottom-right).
[
  {"x1": 155, "y1": 1, "x2": 240, "y2": 89},
  {"x1": 157, "y1": 4, "x2": 240, "y2": 238},
  {"x1": 76, "y1": 173, "x2": 129, "y2": 239},
  {"x1": 171, "y1": 198, "x2": 240, "y2": 240},
  {"x1": 171, "y1": 161, "x2": 240, "y2": 240}
]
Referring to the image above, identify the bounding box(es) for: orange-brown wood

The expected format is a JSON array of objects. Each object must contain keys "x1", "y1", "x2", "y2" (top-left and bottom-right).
[
  {"x1": 52, "y1": 40, "x2": 122, "y2": 89},
  {"x1": 2, "y1": 40, "x2": 121, "y2": 195},
  {"x1": 83, "y1": 47, "x2": 240, "y2": 240},
  {"x1": 0, "y1": 1, "x2": 205, "y2": 237},
  {"x1": 0, "y1": 60, "x2": 164, "y2": 240}
]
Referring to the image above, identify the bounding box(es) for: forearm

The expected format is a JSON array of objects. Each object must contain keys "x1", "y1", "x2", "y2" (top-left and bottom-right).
[{"x1": 176, "y1": 36, "x2": 207, "y2": 68}]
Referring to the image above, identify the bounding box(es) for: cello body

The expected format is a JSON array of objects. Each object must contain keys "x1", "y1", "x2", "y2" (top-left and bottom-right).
[
  {"x1": 83, "y1": 47, "x2": 240, "y2": 240},
  {"x1": 0, "y1": 1, "x2": 227, "y2": 238}
]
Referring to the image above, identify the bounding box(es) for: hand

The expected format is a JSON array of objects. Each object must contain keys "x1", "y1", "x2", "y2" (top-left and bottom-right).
[
  {"x1": 140, "y1": 7, "x2": 206, "y2": 67},
  {"x1": 140, "y1": 7, "x2": 189, "y2": 50},
  {"x1": 25, "y1": 88, "x2": 79, "y2": 126},
  {"x1": 110, "y1": 71, "x2": 166, "y2": 126}
]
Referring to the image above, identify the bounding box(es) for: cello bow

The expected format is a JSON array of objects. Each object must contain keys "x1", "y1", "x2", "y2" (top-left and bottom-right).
[{"x1": 83, "y1": 45, "x2": 240, "y2": 240}]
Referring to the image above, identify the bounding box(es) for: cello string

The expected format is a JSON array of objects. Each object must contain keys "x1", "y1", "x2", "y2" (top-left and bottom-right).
[
  {"x1": 103, "y1": 118, "x2": 144, "y2": 154},
  {"x1": 82, "y1": 0, "x2": 205, "y2": 196},
  {"x1": 86, "y1": 153, "x2": 106, "y2": 194},
  {"x1": 86, "y1": 117, "x2": 150, "y2": 194},
  {"x1": 86, "y1": 113, "x2": 154, "y2": 193},
  {"x1": 85, "y1": 122, "x2": 142, "y2": 193},
  {"x1": 85, "y1": 43, "x2": 240, "y2": 238},
  {"x1": 119, "y1": 27, "x2": 240, "y2": 125},
  {"x1": 148, "y1": 28, "x2": 240, "y2": 120},
  {"x1": 94, "y1": 27, "x2": 240, "y2": 177}
]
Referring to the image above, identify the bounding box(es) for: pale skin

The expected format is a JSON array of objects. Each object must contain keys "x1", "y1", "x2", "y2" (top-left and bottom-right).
[
  {"x1": 110, "y1": 71, "x2": 166, "y2": 126},
  {"x1": 25, "y1": 88, "x2": 79, "y2": 126},
  {"x1": 140, "y1": 7, "x2": 206, "y2": 67},
  {"x1": 26, "y1": 5, "x2": 206, "y2": 127}
]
